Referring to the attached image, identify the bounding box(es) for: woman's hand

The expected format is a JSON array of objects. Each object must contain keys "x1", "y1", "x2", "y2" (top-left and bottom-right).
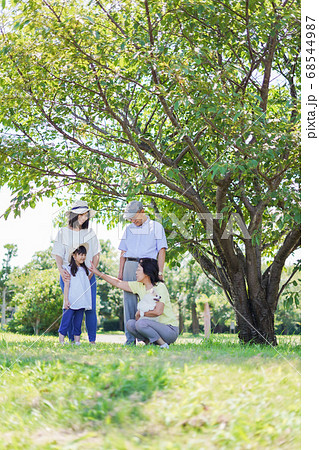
[
  {"x1": 60, "y1": 268, "x2": 70, "y2": 283},
  {"x1": 89, "y1": 262, "x2": 99, "y2": 276},
  {"x1": 135, "y1": 311, "x2": 141, "y2": 321},
  {"x1": 91, "y1": 254, "x2": 99, "y2": 280}
]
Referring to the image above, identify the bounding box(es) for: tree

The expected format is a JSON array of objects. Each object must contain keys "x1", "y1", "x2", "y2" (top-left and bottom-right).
[
  {"x1": 196, "y1": 292, "x2": 234, "y2": 333},
  {"x1": 0, "y1": 0, "x2": 300, "y2": 344},
  {"x1": 97, "y1": 240, "x2": 124, "y2": 330},
  {"x1": 170, "y1": 262, "x2": 200, "y2": 334},
  {"x1": 23, "y1": 247, "x2": 57, "y2": 272},
  {"x1": 0, "y1": 243, "x2": 18, "y2": 327},
  {"x1": 8, "y1": 268, "x2": 63, "y2": 335},
  {"x1": 165, "y1": 255, "x2": 223, "y2": 334},
  {"x1": 275, "y1": 260, "x2": 300, "y2": 335}
]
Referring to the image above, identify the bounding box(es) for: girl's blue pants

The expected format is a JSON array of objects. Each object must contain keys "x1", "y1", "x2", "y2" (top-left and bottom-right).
[{"x1": 59, "y1": 308, "x2": 85, "y2": 336}]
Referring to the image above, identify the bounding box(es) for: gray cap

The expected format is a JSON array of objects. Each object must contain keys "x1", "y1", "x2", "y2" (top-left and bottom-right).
[{"x1": 123, "y1": 200, "x2": 144, "y2": 219}]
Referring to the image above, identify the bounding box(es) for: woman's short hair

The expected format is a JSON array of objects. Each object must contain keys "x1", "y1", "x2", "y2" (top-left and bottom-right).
[
  {"x1": 138, "y1": 258, "x2": 162, "y2": 285},
  {"x1": 68, "y1": 212, "x2": 90, "y2": 229}
]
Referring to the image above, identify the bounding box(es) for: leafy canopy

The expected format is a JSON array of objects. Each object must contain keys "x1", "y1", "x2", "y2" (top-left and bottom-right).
[{"x1": 0, "y1": 1, "x2": 300, "y2": 290}]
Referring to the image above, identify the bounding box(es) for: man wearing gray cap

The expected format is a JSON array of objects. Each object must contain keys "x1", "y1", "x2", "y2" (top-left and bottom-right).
[{"x1": 118, "y1": 200, "x2": 168, "y2": 345}]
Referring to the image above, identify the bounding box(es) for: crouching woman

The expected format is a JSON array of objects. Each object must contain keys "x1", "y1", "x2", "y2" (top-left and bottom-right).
[{"x1": 90, "y1": 258, "x2": 179, "y2": 348}]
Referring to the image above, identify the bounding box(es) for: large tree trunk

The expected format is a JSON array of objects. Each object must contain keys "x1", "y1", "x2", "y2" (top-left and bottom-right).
[
  {"x1": 188, "y1": 235, "x2": 296, "y2": 345},
  {"x1": 233, "y1": 289, "x2": 277, "y2": 345},
  {"x1": 189, "y1": 211, "x2": 300, "y2": 345},
  {"x1": 228, "y1": 268, "x2": 278, "y2": 345}
]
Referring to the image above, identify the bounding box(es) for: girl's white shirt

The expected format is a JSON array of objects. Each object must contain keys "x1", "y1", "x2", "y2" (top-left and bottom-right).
[
  {"x1": 52, "y1": 227, "x2": 101, "y2": 266},
  {"x1": 63, "y1": 265, "x2": 92, "y2": 310}
]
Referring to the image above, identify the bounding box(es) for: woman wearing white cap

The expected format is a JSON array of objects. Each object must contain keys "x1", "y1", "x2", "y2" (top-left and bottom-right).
[{"x1": 52, "y1": 200, "x2": 101, "y2": 343}]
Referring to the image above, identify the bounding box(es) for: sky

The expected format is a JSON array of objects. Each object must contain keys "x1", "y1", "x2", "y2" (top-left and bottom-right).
[{"x1": 0, "y1": 186, "x2": 124, "y2": 267}]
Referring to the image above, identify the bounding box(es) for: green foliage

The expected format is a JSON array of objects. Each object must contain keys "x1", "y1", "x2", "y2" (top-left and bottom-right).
[
  {"x1": 275, "y1": 261, "x2": 301, "y2": 334},
  {"x1": 197, "y1": 292, "x2": 234, "y2": 332},
  {"x1": 101, "y1": 318, "x2": 121, "y2": 332},
  {"x1": 0, "y1": 0, "x2": 300, "y2": 259},
  {"x1": 275, "y1": 303, "x2": 301, "y2": 335},
  {"x1": 0, "y1": 0, "x2": 301, "y2": 342},
  {"x1": 7, "y1": 268, "x2": 63, "y2": 335},
  {"x1": 280, "y1": 260, "x2": 301, "y2": 310}
]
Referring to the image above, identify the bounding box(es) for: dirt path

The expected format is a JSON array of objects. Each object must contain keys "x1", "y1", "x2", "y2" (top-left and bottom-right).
[{"x1": 95, "y1": 334, "x2": 126, "y2": 344}]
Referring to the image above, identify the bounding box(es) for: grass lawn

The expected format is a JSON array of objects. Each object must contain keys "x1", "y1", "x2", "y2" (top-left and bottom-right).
[{"x1": 0, "y1": 332, "x2": 300, "y2": 449}]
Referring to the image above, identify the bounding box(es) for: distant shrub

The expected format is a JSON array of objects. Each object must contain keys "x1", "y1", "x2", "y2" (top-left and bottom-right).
[{"x1": 101, "y1": 318, "x2": 121, "y2": 332}]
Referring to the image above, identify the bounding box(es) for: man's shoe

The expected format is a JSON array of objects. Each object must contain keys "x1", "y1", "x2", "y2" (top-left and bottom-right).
[{"x1": 125, "y1": 341, "x2": 136, "y2": 346}]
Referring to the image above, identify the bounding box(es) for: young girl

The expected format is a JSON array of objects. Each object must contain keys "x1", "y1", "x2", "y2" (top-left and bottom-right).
[{"x1": 58, "y1": 244, "x2": 92, "y2": 345}]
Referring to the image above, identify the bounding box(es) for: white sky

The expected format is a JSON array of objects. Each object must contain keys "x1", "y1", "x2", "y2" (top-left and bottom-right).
[{"x1": 0, "y1": 186, "x2": 123, "y2": 267}]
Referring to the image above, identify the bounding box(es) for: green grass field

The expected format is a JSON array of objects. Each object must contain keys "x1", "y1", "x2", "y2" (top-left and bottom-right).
[{"x1": 0, "y1": 332, "x2": 300, "y2": 449}]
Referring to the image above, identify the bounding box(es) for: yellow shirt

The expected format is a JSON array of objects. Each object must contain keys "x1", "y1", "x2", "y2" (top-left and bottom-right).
[{"x1": 128, "y1": 281, "x2": 178, "y2": 327}]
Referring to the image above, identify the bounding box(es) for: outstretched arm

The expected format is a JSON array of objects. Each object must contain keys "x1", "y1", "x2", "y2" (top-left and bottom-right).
[{"x1": 90, "y1": 263, "x2": 133, "y2": 292}]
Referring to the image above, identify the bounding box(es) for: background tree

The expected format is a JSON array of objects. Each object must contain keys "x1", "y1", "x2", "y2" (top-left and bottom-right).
[
  {"x1": 274, "y1": 260, "x2": 300, "y2": 335},
  {"x1": 0, "y1": 0, "x2": 300, "y2": 344},
  {"x1": 23, "y1": 247, "x2": 57, "y2": 272},
  {"x1": 165, "y1": 255, "x2": 225, "y2": 333},
  {"x1": 196, "y1": 293, "x2": 233, "y2": 334},
  {"x1": 7, "y1": 267, "x2": 63, "y2": 335},
  {"x1": 0, "y1": 243, "x2": 18, "y2": 327},
  {"x1": 96, "y1": 240, "x2": 124, "y2": 331}
]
